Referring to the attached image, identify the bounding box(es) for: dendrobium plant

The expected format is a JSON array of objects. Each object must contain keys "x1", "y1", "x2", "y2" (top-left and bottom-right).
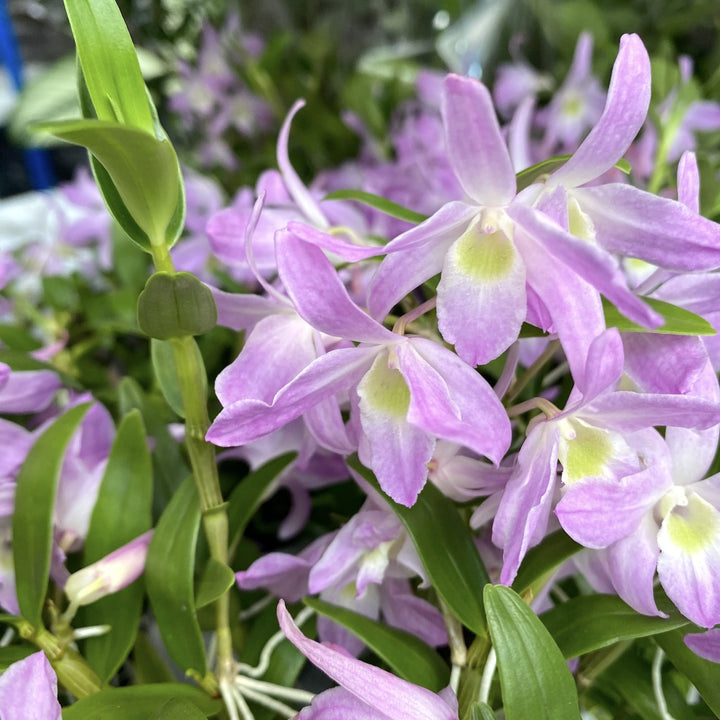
[{"x1": 4, "y1": 4, "x2": 720, "y2": 719}]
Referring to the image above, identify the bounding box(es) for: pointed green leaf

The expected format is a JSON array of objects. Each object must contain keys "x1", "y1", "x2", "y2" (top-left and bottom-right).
[
  {"x1": 138, "y1": 274, "x2": 218, "y2": 340},
  {"x1": 512, "y1": 530, "x2": 581, "y2": 595},
  {"x1": 152, "y1": 698, "x2": 208, "y2": 720},
  {"x1": 0, "y1": 645, "x2": 35, "y2": 671},
  {"x1": 34, "y1": 119, "x2": 181, "y2": 249},
  {"x1": 541, "y1": 594, "x2": 690, "y2": 660},
  {"x1": 227, "y1": 453, "x2": 297, "y2": 561},
  {"x1": 303, "y1": 595, "x2": 450, "y2": 691},
  {"x1": 145, "y1": 477, "x2": 206, "y2": 675},
  {"x1": 80, "y1": 410, "x2": 153, "y2": 683},
  {"x1": 195, "y1": 558, "x2": 236, "y2": 609},
  {"x1": 484, "y1": 585, "x2": 581, "y2": 720},
  {"x1": 132, "y1": 632, "x2": 175, "y2": 685},
  {"x1": 323, "y1": 188, "x2": 428, "y2": 225},
  {"x1": 603, "y1": 297, "x2": 715, "y2": 336},
  {"x1": 13, "y1": 403, "x2": 91, "y2": 627},
  {"x1": 656, "y1": 628, "x2": 720, "y2": 716},
  {"x1": 61, "y1": 684, "x2": 221, "y2": 720},
  {"x1": 62, "y1": 0, "x2": 154, "y2": 132},
  {"x1": 348, "y1": 455, "x2": 489, "y2": 636}
]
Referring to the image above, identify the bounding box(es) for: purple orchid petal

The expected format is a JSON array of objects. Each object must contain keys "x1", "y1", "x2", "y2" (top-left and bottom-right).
[
  {"x1": 622, "y1": 334, "x2": 708, "y2": 396},
  {"x1": 677, "y1": 151, "x2": 700, "y2": 212},
  {"x1": 0, "y1": 369, "x2": 61, "y2": 414},
  {"x1": 277, "y1": 600, "x2": 458, "y2": 720},
  {"x1": 605, "y1": 513, "x2": 664, "y2": 617},
  {"x1": 209, "y1": 286, "x2": 283, "y2": 332},
  {"x1": 556, "y1": 465, "x2": 669, "y2": 548},
  {"x1": 356, "y1": 351, "x2": 436, "y2": 506},
  {"x1": 573, "y1": 183, "x2": 720, "y2": 271},
  {"x1": 550, "y1": 34, "x2": 650, "y2": 188},
  {"x1": 297, "y1": 687, "x2": 395, "y2": 719},
  {"x1": 0, "y1": 419, "x2": 33, "y2": 478},
  {"x1": 684, "y1": 628, "x2": 720, "y2": 663},
  {"x1": 398, "y1": 339, "x2": 510, "y2": 465},
  {"x1": 657, "y1": 493, "x2": 720, "y2": 628},
  {"x1": 276, "y1": 228, "x2": 393, "y2": 343},
  {"x1": 368, "y1": 202, "x2": 478, "y2": 321},
  {"x1": 287, "y1": 222, "x2": 386, "y2": 262},
  {"x1": 437, "y1": 222, "x2": 526, "y2": 365},
  {"x1": 207, "y1": 345, "x2": 379, "y2": 447},
  {"x1": 441, "y1": 74, "x2": 516, "y2": 206},
  {"x1": 0, "y1": 652, "x2": 61, "y2": 720},
  {"x1": 511, "y1": 203, "x2": 662, "y2": 328},
  {"x1": 215, "y1": 314, "x2": 317, "y2": 405},
  {"x1": 574, "y1": 328, "x2": 624, "y2": 405},
  {"x1": 493, "y1": 422, "x2": 560, "y2": 585},
  {"x1": 514, "y1": 228, "x2": 605, "y2": 381},
  {"x1": 277, "y1": 100, "x2": 328, "y2": 229},
  {"x1": 304, "y1": 397, "x2": 356, "y2": 455},
  {"x1": 381, "y1": 579, "x2": 448, "y2": 647},
  {"x1": 582, "y1": 391, "x2": 720, "y2": 431},
  {"x1": 278, "y1": 480, "x2": 313, "y2": 540}
]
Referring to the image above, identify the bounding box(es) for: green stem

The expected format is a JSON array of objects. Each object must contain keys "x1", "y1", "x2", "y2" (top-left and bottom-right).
[{"x1": 151, "y1": 247, "x2": 235, "y2": 685}]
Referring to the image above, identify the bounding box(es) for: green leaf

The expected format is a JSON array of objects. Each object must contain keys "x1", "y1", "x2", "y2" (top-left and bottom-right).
[
  {"x1": 62, "y1": 0, "x2": 154, "y2": 132},
  {"x1": 132, "y1": 632, "x2": 175, "y2": 685},
  {"x1": 195, "y1": 558, "x2": 236, "y2": 609},
  {"x1": 656, "y1": 627, "x2": 720, "y2": 716},
  {"x1": 484, "y1": 585, "x2": 581, "y2": 720},
  {"x1": 541, "y1": 594, "x2": 690, "y2": 659},
  {"x1": 603, "y1": 296, "x2": 716, "y2": 336},
  {"x1": 227, "y1": 453, "x2": 297, "y2": 561},
  {"x1": 512, "y1": 530, "x2": 581, "y2": 595},
  {"x1": 80, "y1": 410, "x2": 153, "y2": 683},
  {"x1": 34, "y1": 119, "x2": 181, "y2": 249},
  {"x1": 152, "y1": 698, "x2": 208, "y2": 720},
  {"x1": 61, "y1": 684, "x2": 221, "y2": 720},
  {"x1": 13, "y1": 403, "x2": 91, "y2": 627},
  {"x1": 323, "y1": 188, "x2": 428, "y2": 225},
  {"x1": 117, "y1": 378, "x2": 189, "y2": 518},
  {"x1": 348, "y1": 455, "x2": 489, "y2": 636},
  {"x1": 138, "y1": 273, "x2": 218, "y2": 340},
  {"x1": 516, "y1": 156, "x2": 630, "y2": 192},
  {"x1": 0, "y1": 325, "x2": 42, "y2": 352},
  {"x1": 145, "y1": 476, "x2": 206, "y2": 675},
  {"x1": 303, "y1": 595, "x2": 450, "y2": 692},
  {"x1": 150, "y1": 339, "x2": 185, "y2": 417},
  {"x1": 470, "y1": 702, "x2": 498, "y2": 720}
]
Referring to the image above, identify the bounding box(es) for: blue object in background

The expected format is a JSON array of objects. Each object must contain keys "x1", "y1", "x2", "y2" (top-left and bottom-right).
[{"x1": 0, "y1": 0, "x2": 55, "y2": 190}]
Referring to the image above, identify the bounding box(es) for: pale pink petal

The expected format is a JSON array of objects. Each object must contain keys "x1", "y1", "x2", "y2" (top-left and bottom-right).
[
  {"x1": 0, "y1": 652, "x2": 61, "y2": 720},
  {"x1": 441, "y1": 75, "x2": 516, "y2": 205},
  {"x1": 684, "y1": 629, "x2": 720, "y2": 663},
  {"x1": 287, "y1": 222, "x2": 387, "y2": 262},
  {"x1": 677, "y1": 151, "x2": 700, "y2": 212},
  {"x1": 297, "y1": 687, "x2": 394, "y2": 719},
  {"x1": 550, "y1": 34, "x2": 650, "y2": 188}
]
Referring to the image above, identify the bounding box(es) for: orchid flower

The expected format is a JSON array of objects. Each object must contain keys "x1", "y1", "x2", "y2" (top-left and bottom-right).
[
  {"x1": 207, "y1": 230, "x2": 510, "y2": 506},
  {"x1": 0, "y1": 652, "x2": 61, "y2": 720}
]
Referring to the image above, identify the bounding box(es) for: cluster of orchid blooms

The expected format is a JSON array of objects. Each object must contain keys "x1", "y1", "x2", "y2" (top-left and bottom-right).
[{"x1": 4, "y1": 25, "x2": 720, "y2": 719}]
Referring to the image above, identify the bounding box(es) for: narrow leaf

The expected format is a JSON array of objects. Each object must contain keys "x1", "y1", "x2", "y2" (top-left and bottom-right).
[
  {"x1": 80, "y1": 410, "x2": 153, "y2": 683},
  {"x1": 62, "y1": 0, "x2": 154, "y2": 132},
  {"x1": 61, "y1": 684, "x2": 221, "y2": 720},
  {"x1": 516, "y1": 156, "x2": 630, "y2": 192},
  {"x1": 145, "y1": 477, "x2": 206, "y2": 675},
  {"x1": 541, "y1": 594, "x2": 689, "y2": 659},
  {"x1": 227, "y1": 453, "x2": 297, "y2": 561},
  {"x1": 0, "y1": 645, "x2": 35, "y2": 671},
  {"x1": 470, "y1": 702, "x2": 498, "y2": 720},
  {"x1": 656, "y1": 627, "x2": 720, "y2": 716},
  {"x1": 323, "y1": 188, "x2": 428, "y2": 224},
  {"x1": 13, "y1": 403, "x2": 91, "y2": 627},
  {"x1": 484, "y1": 584, "x2": 581, "y2": 720},
  {"x1": 151, "y1": 339, "x2": 185, "y2": 417},
  {"x1": 603, "y1": 297, "x2": 715, "y2": 336},
  {"x1": 303, "y1": 595, "x2": 450, "y2": 692},
  {"x1": 195, "y1": 558, "x2": 236, "y2": 609},
  {"x1": 348, "y1": 455, "x2": 489, "y2": 636}
]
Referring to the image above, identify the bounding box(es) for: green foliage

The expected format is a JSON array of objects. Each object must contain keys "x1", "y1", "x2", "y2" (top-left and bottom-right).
[
  {"x1": 79, "y1": 410, "x2": 154, "y2": 683},
  {"x1": 603, "y1": 297, "x2": 716, "y2": 336},
  {"x1": 145, "y1": 477, "x2": 206, "y2": 675},
  {"x1": 13, "y1": 403, "x2": 91, "y2": 628},
  {"x1": 484, "y1": 585, "x2": 581, "y2": 720}
]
